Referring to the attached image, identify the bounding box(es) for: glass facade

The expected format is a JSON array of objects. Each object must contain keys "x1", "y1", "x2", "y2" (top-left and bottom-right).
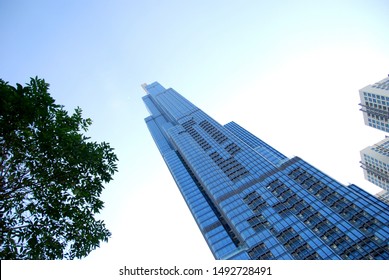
[{"x1": 143, "y1": 82, "x2": 389, "y2": 260}]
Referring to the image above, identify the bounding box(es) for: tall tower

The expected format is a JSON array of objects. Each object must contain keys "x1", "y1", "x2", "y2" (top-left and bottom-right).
[{"x1": 143, "y1": 82, "x2": 389, "y2": 260}]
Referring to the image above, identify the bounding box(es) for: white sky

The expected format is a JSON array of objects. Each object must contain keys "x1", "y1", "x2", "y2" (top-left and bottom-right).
[{"x1": 1, "y1": 0, "x2": 389, "y2": 273}]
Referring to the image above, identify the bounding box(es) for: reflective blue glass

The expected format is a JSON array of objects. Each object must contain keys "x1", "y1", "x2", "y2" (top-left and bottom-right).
[{"x1": 143, "y1": 82, "x2": 389, "y2": 260}]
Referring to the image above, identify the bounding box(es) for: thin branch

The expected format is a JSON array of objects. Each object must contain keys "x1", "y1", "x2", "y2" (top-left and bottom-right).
[
  {"x1": 1, "y1": 189, "x2": 34, "y2": 201},
  {"x1": 1, "y1": 223, "x2": 44, "y2": 233}
]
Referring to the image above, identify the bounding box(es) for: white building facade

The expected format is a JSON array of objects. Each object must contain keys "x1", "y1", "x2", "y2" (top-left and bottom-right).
[
  {"x1": 360, "y1": 137, "x2": 389, "y2": 191},
  {"x1": 359, "y1": 76, "x2": 389, "y2": 132},
  {"x1": 375, "y1": 189, "x2": 389, "y2": 205}
]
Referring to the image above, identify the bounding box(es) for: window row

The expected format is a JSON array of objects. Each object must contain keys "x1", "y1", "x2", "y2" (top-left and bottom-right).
[
  {"x1": 247, "y1": 242, "x2": 274, "y2": 260},
  {"x1": 243, "y1": 191, "x2": 269, "y2": 213},
  {"x1": 288, "y1": 167, "x2": 385, "y2": 238},
  {"x1": 199, "y1": 120, "x2": 228, "y2": 144},
  {"x1": 247, "y1": 214, "x2": 270, "y2": 231},
  {"x1": 185, "y1": 126, "x2": 212, "y2": 151},
  {"x1": 363, "y1": 91, "x2": 389, "y2": 99},
  {"x1": 340, "y1": 238, "x2": 389, "y2": 260},
  {"x1": 209, "y1": 151, "x2": 250, "y2": 183},
  {"x1": 224, "y1": 142, "x2": 241, "y2": 156}
]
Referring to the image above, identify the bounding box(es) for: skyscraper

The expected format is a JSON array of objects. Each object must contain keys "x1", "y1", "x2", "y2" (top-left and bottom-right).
[
  {"x1": 360, "y1": 137, "x2": 389, "y2": 191},
  {"x1": 142, "y1": 82, "x2": 389, "y2": 260},
  {"x1": 359, "y1": 76, "x2": 389, "y2": 133}
]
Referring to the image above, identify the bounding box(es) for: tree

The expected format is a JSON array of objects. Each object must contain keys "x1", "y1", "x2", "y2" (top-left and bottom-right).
[{"x1": 0, "y1": 77, "x2": 118, "y2": 259}]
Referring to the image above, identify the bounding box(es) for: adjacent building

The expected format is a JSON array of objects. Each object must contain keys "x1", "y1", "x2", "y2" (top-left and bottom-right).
[
  {"x1": 359, "y1": 76, "x2": 389, "y2": 200},
  {"x1": 376, "y1": 189, "x2": 389, "y2": 205},
  {"x1": 359, "y1": 76, "x2": 389, "y2": 133},
  {"x1": 360, "y1": 137, "x2": 389, "y2": 191},
  {"x1": 143, "y1": 82, "x2": 389, "y2": 260}
]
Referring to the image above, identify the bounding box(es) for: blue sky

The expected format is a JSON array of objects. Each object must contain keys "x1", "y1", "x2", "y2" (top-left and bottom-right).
[{"x1": 1, "y1": 0, "x2": 389, "y2": 268}]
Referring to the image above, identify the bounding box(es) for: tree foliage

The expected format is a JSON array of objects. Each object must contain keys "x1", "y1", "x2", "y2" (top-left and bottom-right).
[{"x1": 0, "y1": 77, "x2": 118, "y2": 259}]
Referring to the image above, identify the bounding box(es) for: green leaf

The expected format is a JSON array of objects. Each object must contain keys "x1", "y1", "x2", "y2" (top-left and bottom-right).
[{"x1": 0, "y1": 77, "x2": 117, "y2": 259}]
